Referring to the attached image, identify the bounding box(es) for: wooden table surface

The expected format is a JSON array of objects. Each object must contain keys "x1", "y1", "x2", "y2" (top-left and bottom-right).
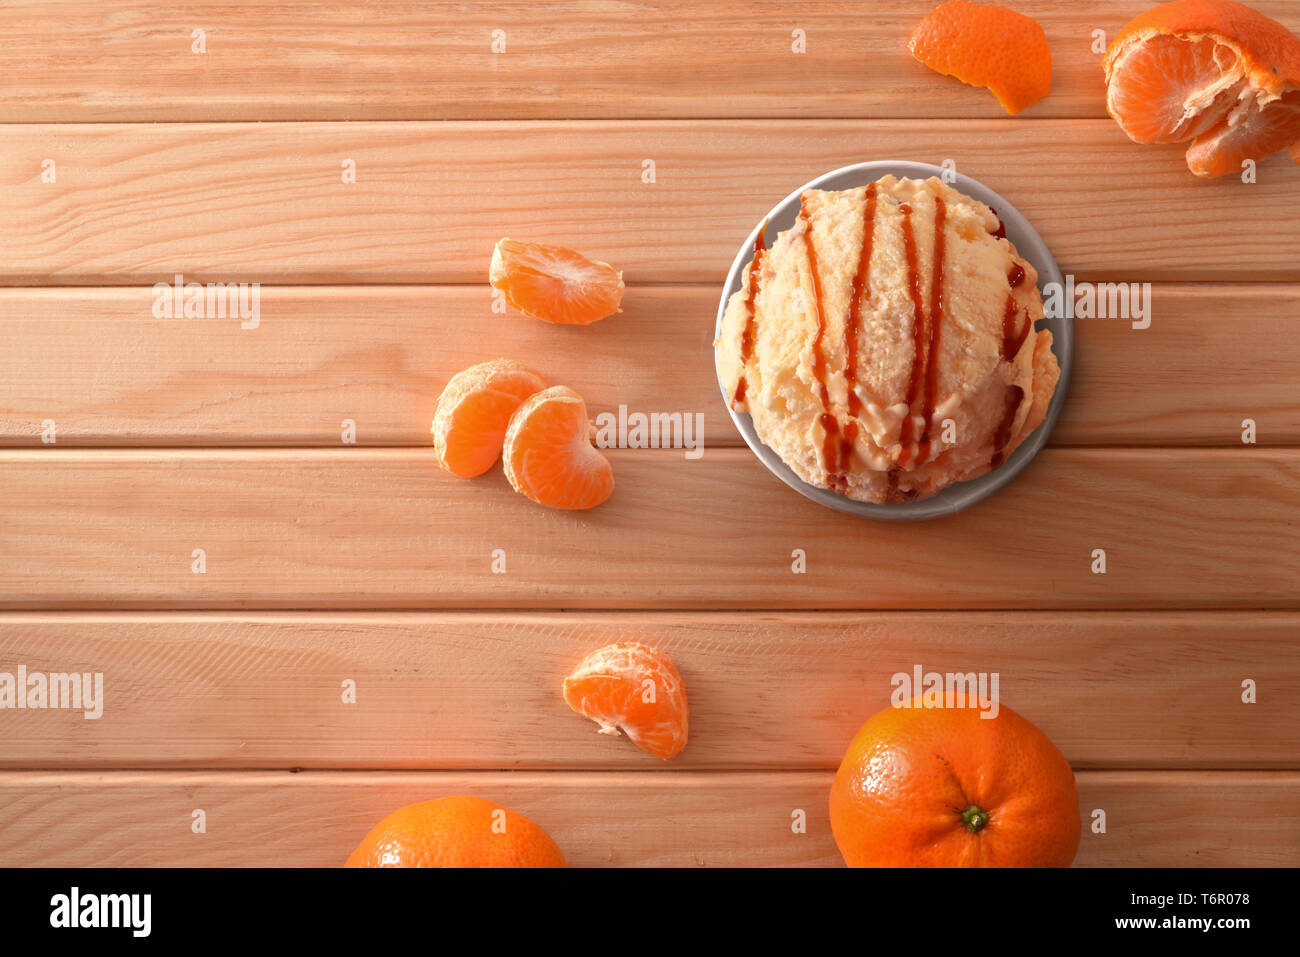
[{"x1": 2, "y1": 0, "x2": 1298, "y2": 867}]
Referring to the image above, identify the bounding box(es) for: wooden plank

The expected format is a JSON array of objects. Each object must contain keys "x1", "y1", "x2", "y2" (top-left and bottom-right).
[
  {"x1": 0, "y1": 769, "x2": 1294, "y2": 867},
  {"x1": 0, "y1": 448, "x2": 1296, "y2": 610},
  {"x1": 0, "y1": 611, "x2": 1294, "y2": 770},
  {"x1": 1, "y1": 284, "x2": 1296, "y2": 447},
  {"x1": 0, "y1": 286, "x2": 718, "y2": 447},
  {"x1": 3, "y1": 2, "x2": 1297, "y2": 122},
  {"x1": 2, "y1": 121, "x2": 1299, "y2": 286},
  {"x1": 1059, "y1": 285, "x2": 1300, "y2": 447}
]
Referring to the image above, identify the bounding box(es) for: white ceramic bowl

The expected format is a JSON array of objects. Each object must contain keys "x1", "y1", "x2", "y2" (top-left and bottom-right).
[{"x1": 714, "y1": 160, "x2": 1072, "y2": 520}]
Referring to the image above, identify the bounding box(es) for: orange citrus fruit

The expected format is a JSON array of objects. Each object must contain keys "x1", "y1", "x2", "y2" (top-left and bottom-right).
[
  {"x1": 502, "y1": 385, "x2": 614, "y2": 509},
  {"x1": 563, "y1": 642, "x2": 689, "y2": 760},
  {"x1": 909, "y1": 0, "x2": 1053, "y2": 115},
  {"x1": 489, "y1": 238, "x2": 625, "y2": 325},
  {"x1": 344, "y1": 796, "x2": 566, "y2": 868},
  {"x1": 432, "y1": 359, "x2": 548, "y2": 478},
  {"x1": 830, "y1": 695, "x2": 1080, "y2": 867},
  {"x1": 1104, "y1": 0, "x2": 1300, "y2": 177}
]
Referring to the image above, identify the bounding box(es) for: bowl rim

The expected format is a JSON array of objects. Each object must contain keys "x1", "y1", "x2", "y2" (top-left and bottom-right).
[{"x1": 713, "y1": 160, "x2": 1073, "y2": 520}]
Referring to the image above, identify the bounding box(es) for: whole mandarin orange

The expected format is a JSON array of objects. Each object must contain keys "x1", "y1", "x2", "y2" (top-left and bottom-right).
[
  {"x1": 345, "y1": 796, "x2": 566, "y2": 868},
  {"x1": 830, "y1": 695, "x2": 1080, "y2": 867}
]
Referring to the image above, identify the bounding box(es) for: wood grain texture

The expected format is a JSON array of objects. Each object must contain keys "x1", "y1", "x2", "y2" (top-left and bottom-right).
[
  {"x1": 1, "y1": 284, "x2": 1296, "y2": 447},
  {"x1": 3, "y1": 121, "x2": 1299, "y2": 286},
  {"x1": 3, "y1": 2, "x2": 1297, "y2": 122},
  {"x1": 0, "y1": 769, "x2": 1295, "y2": 867},
  {"x1": 4, "y1": 0, "x2": 1298, "y2": 871},
  {"x1": 0, "y1": 611, "x2": 1294, "y2": 770},
  {"x1": 0, "y1": 448, "x2": 1296, "y2": 610}
]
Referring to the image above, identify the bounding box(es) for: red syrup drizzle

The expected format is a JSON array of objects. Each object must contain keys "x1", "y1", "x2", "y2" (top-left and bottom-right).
[
  {"x1": 1002, "y1": 263, "x2": 1031, "y2": 361},
  {"x1": 897, "y1": 205, "x2": 924, "y2": 464},
  {"x1": 896, "y1": 196, "x2": 946, "y2": 469},
  {"x1": 798, "y1": 198, "x2": 843, "y2": 483},
  {"x1": 990, "y1": 207, "x2": 1007, "y2": 239},
  {"x1": 732, "y1": 221, "x2": 768, "y2": 407},
  {"x1": 838, "y1": 183, "x2": 879, "y2": 487},
  {"x1": 991, "y1": 262, "x2": 1030, "y2": 469},
  {"x1": 989, "y1": 386, "x2": 1025, "y2": 470}
]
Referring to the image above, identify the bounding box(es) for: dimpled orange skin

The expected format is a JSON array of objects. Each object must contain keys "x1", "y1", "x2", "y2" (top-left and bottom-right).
[
  {"x1": 829, "y1": 695, "x2": 1080, "y2": 867},
  {"x1": 909, "y1": 0, "x2": 1053, "y2": 115},
  {"x1": 344, "y1": 796, "x2": 566, "y2": 868}
]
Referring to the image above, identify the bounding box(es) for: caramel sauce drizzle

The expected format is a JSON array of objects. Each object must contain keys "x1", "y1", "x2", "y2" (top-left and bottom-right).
[
  {"x1": 1001, "y1": 263, "x2": 1031, "y2": 361},
  {"x1": 991, "y1": 208, "x2": 1007, "y2": 240},
  {"x1": 798, "y1": 198, "x2": 843, "y2": 483},
  {"x1": 732, "y1": 221, "x2": 768, "y2": 407},
  {"x1": 897, "y1": 195, "x2": 946, "y2": 469},
  {"x1": 991, "y1": 262, "x2": 1031, "y2": 469},
  {"x1": 837, "y1": 183, "x2": 879, "y2": 485}
]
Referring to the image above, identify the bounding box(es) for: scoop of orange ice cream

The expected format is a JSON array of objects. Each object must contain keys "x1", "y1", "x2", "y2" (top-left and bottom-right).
[{"x1": 715, "y1": 175, "x2": 1059, "y2": 504}]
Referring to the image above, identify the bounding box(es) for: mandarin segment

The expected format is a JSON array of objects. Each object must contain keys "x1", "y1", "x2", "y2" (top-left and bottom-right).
[
  {"x1": 1185, "y1": 89, "x2": 1300, "y2": 176},
  {"x1": 490, "y1": 238, "x2": 625, "y2": 325},
  {"x1": 1104, "y1": 0, "x2": 1300, "y2": 177},
  {"x1": 829, "y1": 696, "x2": 1080, "y2": 868},
  {"x1": 432, "y1": 359, "x2": 549, "y2": 477},
  {"x1": 563, "y1": 642, "x2": 689, "y2": 760},
  {"x1": 908, "y1": 0, "x2": 1052, "y2": 115},
  {"x1": 502, "y1": 385, "x2": 614, "y2": 509},
  {"x1": 344, "y1": 796, "x2": 566, "y2": 868}
]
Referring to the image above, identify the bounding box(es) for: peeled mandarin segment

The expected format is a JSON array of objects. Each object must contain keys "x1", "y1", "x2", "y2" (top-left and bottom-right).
[
  {"x1": 1103, "y1": 0, "x2": 1300, "y2": 177},
  {"x1": 432, "y1": 359, "x2": 548, "y2": 478},
  {"x1": 1186, "y1": 88, "x2": 1300, "y2": 176},
  {"x1": 563, "y1": 642, "x2": 689, "y2": 760},
  {"x1": 908, "y1": 0, "x2": 1052, "y2": 115},
  {"x1": 489, "y1": 238, "x2": 625, "y2": 325},
  {"x1": 502, "y1": 385, "x2": 614, "y2": 509}
]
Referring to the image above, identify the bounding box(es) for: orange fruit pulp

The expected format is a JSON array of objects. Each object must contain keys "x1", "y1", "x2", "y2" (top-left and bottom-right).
[
  {"x1": 563, "y1": 642, "x2": 689, "y2": 759},
  {"x1": 489, "y1": 238, "x2": 625, "y2": 325},
  {"x1": 1104, "y1": 0, "x2": 1300, "y2": 177},
  {"x1": 502, "y1": 385, "x2": 614, "y2": 509},
  {"x1": 909, "y1": 0, "x2": 1053, "y2": 115},
  {"x1": 432, "y1": 358, "x2": 548, "y2": 478},
  {"x1": 344, "y1": 795, "x2": 566, "y2": 868},
  {"x1": 829, "y1": 695, "x2": 1080, "y2": 867}
]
